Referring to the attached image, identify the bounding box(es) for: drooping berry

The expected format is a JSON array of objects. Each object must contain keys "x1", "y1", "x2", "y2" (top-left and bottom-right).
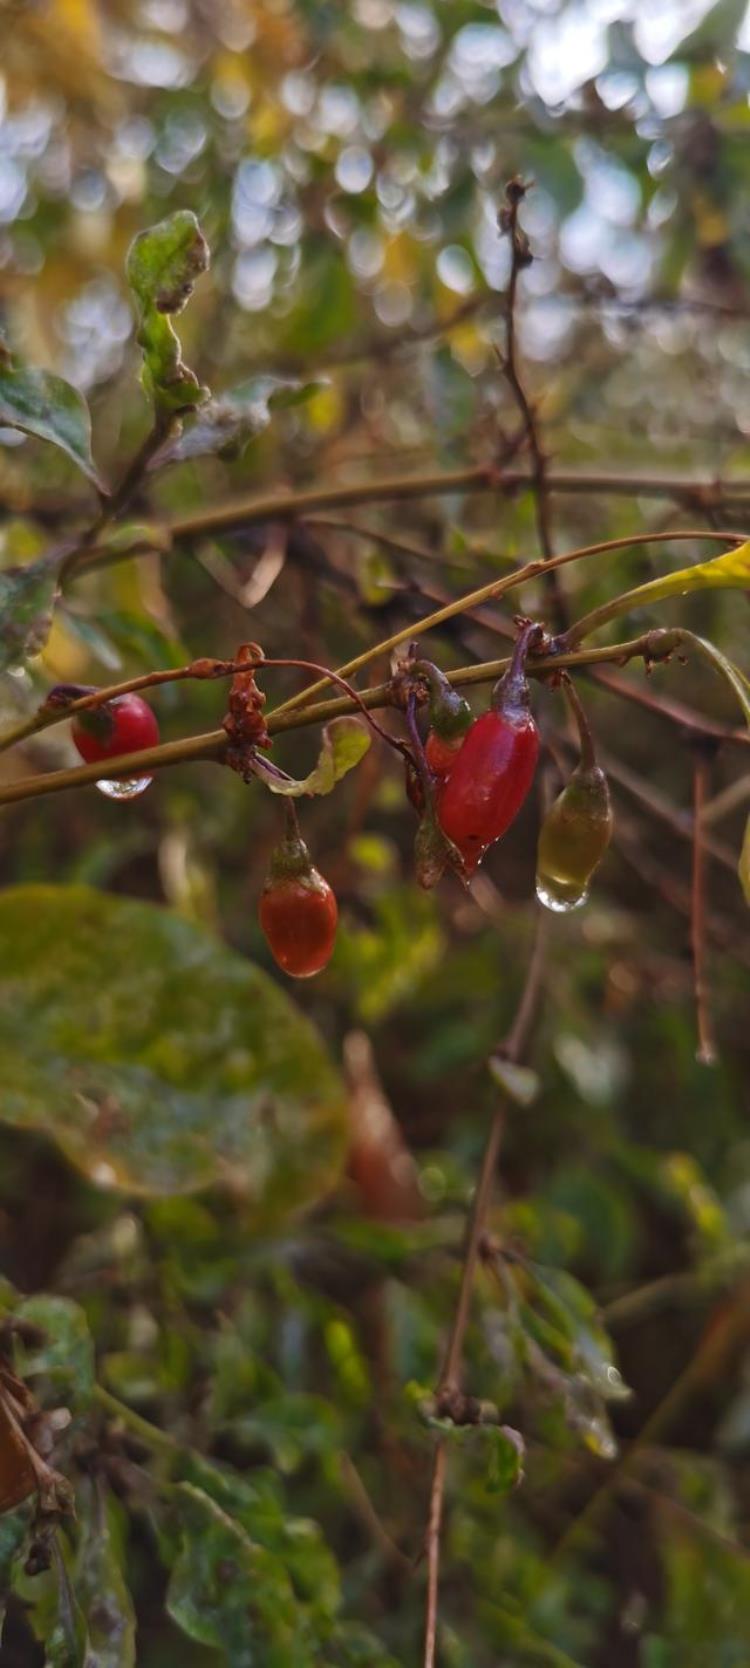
[
  {"x1": 436, "y1": 623, "x2": 542, "y2": 876},
  {"x1": 71, "y1": 693, "x2": 160, "y2": 801},
  {"x1": 259, "y1": 815, "x2": 338, "y2": 978},
  {"x1": 536, "y1": 677, "x2": 612, "y2": 912}
]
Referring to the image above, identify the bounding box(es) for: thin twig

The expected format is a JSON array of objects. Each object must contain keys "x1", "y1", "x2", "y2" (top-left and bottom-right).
[
  {"x1": 268, "y1": 527, "x2": 742, "y2": 720},
  {"x1": 691, "y1": 744, "x2": 718, "y2": 1066},
  {"x1": 497, "y1": 178, "x2": 564, "y2": 628},
  {"x1": 423, "y1": 912, "x2": 547, "y2": 1668}
]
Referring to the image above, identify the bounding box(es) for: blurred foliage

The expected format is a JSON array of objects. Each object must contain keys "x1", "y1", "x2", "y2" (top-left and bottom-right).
[{"x1": 1, "y1": 1, "x2": 750, "y2": 1664}]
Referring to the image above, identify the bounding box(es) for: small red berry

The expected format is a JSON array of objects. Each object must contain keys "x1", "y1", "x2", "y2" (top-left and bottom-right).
[
  {"x1": 71, "y1": 693, "x2": 159, "y2": 764},
  {"x1": 436, "y1": 622, "x2": 542, "y2": 876},
  {"x1": 259, "y1": 820, "x2": 338, "y2": 978}
]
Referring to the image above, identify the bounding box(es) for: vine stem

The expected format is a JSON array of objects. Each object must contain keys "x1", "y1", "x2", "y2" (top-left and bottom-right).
[
  {"x1": 0, "y1": 634, "x2": 686, "y2": 809},
  {"x1": 691, "y1": 745, "x2": 718, "y2": 1067},
  {"x1": 423, "y1": 912, "x2": 548, "y2": 1668},
  {"x1": 7, "y1": 524, "x2": 729, "y2": 759},
  {"x1": 561, "y1": 674, "x2": 598, "y2": 771},
  {"x1": 497, "y1": 177, "x2": 565, "y2": 628},
  {"x1": 266, "y1": 528, "x2": 744, "y2": 721},
  {"x1": 66, "y1": 475, "x2": 750, "y2": 579}
]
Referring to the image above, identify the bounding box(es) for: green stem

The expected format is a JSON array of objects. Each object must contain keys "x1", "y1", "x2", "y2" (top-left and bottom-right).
[
  {"x1": 561, "y1": 674, "x2": 598, "y2": 771},
  {"x1": 93, "y1": 1385, "x2": 179, "y2": 1458}
]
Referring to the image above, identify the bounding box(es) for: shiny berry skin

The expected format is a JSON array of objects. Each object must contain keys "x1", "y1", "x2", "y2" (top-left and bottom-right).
[
  {"x1": 435, "y1": 620, "x2": 543, "y2": 877},
  {"x1": 259, "y1": 826, "x2": 338, "y2": 978},
  {"x1": 71, "y1": 694, "x2": 159, "y2": 764},
  {"x1": 436, "y1": 709, "x2": 539, "y2": 875}
]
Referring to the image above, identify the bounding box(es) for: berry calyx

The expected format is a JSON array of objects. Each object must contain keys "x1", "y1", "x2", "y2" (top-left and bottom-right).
[
  {"x1": 417, "y1": 662, "x2": 473, "y2": 781},
  {"x1": 436, "y1": 622, "x2": 543, "y2": 876},
  {"x1": 71, "y1": 693, "x2": 159, "y2": 765},
  {"x1": 259, "y1": 811, "x2": 338, "y2": 978}
]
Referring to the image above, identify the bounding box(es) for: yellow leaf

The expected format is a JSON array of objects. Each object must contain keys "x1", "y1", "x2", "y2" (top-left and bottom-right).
[{"x1": 740, "y1": 815, "x2": 750, "y2": 907}]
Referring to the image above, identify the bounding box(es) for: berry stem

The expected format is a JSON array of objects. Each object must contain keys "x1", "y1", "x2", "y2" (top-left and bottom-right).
[
  {"x1": 561, "y1": 673, "x2": 598, "y2": 772},
  {"x1": 492, "y1": 620, "x2": 544, "y2": 717}
]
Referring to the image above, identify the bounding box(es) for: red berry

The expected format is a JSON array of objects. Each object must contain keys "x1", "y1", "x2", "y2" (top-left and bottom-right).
[
  {"x1": 259, "y1": 824, "x2": 337, "y2": 978},
  {"x1": 436, "y1": 621, "x2": 542, "y2": 876},
  {"x1": 424, "y1": 727, "x2": 463, "y2": 780},
  {"x1": 436, "y1": 710, "x2": 539, "y2": 875},
  {"x1": 71, "y1": 694, "x2": 159, "y2": 764}
]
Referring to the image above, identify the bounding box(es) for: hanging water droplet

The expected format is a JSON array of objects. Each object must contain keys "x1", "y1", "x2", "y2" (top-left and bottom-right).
[
  {"x1": 536, "y1": 870, "x2": 589, "y2": 913},
  {"x1": 96, "y1": 775, "x2": 152, "y2": 801}
]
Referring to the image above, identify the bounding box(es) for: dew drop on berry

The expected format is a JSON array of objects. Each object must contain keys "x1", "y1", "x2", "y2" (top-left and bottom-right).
[
  {"x1": 95, "y1": 775, "x2": 153, "y2": 801},
  {"x1": 535, "y1": 871, "x2": 588, "y2": 913}
]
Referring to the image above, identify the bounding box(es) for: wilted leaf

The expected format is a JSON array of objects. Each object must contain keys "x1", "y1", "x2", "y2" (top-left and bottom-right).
[
  {"x1": 0, "y1": 886, "x2": 347, "y2": 1209},
  {"x1": 150, "y1": 376, "x2": 327, "y2": 467},
  {"x1": 252, "y1": 717, "x2": 370, "y2": 798},
  {"x1": 165, "y1": 1484, "x2": 301, "y2": 1667},
  {"x1": 0, "y1": 1398, "x2": 36, "y2": 1516},
  {"x1": 0, "y1": 550, "x2": 64, "y2": 672},
  {"x1": 126, "y1": 212, "x2": 209, "y2": 415},
  {"x1": 0, "y1": 358, "x2": 103, "y2": 489}
]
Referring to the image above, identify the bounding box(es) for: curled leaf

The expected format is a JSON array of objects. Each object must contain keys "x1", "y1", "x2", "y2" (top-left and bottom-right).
[
  {"x1": 126, "y1": 212, "x2": 210, "y2": 415},
  {"x1": 252, "y1": 716, "x2": 370, "y2": 798}
]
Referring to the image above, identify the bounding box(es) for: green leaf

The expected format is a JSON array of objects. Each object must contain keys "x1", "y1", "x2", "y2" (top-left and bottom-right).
[
  {"x1": 0, "y1": 358, "x2": 104, "y2": 489},
  {"x1": 0, "y1": 550, "x2": 64, "y2": 672},
  {"x1": 483, "y1": 1424, "x2": 525, "y2": 1494},
  {"x1": 14, "y1": 1296, "x2": 95, "y2": 1408},
  {"x1": 126, "y1": 212, "x2": 210, "y2": 416},
  {"x1": 165, "y1": 1484, "x2": 302, "y2": 1667},
  {"x1": 229, "y1": 1392, "x2": 341, "y2": 1473},
  {"x1": 75, "y1": 1488, "x2": 135, "y2": 1668},
  {"x1": 252, "y1": 717, "x2": 371, "y2": 798},
  {"x1": 0, "y1": 886, "x2": 347, "y2": 1209},
  {"x1": 150, "y1": 376, "x2": 328, "y2": 467}
]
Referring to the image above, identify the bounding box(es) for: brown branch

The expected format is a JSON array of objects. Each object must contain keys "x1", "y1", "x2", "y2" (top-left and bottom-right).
[
  {"x1": 64, "y1": 473, "x2": 750, "y2": 580},
  {"x1": 691, "y1": 744, "x2": 718, "y2": 1066},
  {"x1": 591, "y1": 667, "x2": 750, "y2": 751},
  {"x1": 0, "y1": 634, "x2": 687, "y2": 809},
  {"x1": 423, "y1": 912, "x2": 547, "y2": 1668},
  {"x1": 497, "y1": 178, "x2": 565, "y2": 629},
  {"x1": 60, "y1": 412, "x2": 177, "y2": 583},
  {"x1": 270, "y1": 527, "x2": 742, "y2": 720}
]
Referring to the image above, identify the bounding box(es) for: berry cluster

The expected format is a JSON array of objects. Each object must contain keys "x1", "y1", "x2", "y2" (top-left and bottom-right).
[{"x1": 69, "y1": 619, "x2": 614, "y2": 981}]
